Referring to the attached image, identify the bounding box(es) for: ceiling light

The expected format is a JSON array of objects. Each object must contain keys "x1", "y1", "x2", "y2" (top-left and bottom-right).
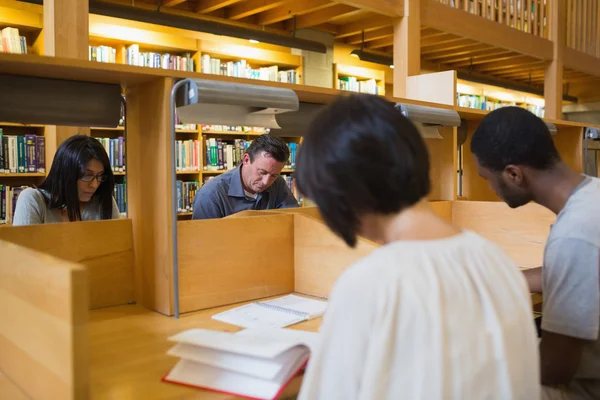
[{"x1": 349, "y1": 49, "x2": 393, "y2": 66}]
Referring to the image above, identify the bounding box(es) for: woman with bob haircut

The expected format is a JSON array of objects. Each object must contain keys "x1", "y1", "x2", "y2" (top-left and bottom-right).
[
  {"x1": 295, "y1": 94, "x2": 540, "y2": 400},
  {"x1": 12, "y1": 134, "x2": 121, "y2": 225}
]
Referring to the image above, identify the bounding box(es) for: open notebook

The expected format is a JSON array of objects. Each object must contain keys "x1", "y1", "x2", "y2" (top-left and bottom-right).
[
  {"x1": 163, "y1": 328, "x2": 319, "y2": 400},
  {"x1": 211, "y1": 294, "x2": 328, "y2": 329}
]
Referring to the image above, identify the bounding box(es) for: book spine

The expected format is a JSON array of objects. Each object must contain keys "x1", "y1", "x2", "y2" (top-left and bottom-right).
[{"x1": 36, "y1": 136, "x2": 45, "y2": 173}]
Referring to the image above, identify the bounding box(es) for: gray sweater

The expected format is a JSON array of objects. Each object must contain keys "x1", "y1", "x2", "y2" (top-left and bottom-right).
[{"x1": 12, "y1": 187, "x2": 121, "y2": 226}]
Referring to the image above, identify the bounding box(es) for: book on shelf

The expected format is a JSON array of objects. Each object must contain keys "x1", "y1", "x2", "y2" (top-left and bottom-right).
[
  {"x1": 126, "y1": 44, "x2": 195, "y2": 71},
  {"x1": 212, "y1": 294, "x2": 327, "y2": 329},
  {"x1": 163, "y1": 327, "x2": 319, "y2": 400},
  {"x1": 89, "y1": 45, "x2": 116, "y2": 63},
  {"x1": 94, "y1": 137, "x2": 126, "y2": 173},
  {"x1": 0, "y1": 185, "x2": 27, "y2": 224},
  {"x1": 176, "y1": 180, "x2": 199, "y2": 213},
  {"x1": 114, "y1": 179, "x2": 127, "y2": 217},
  {"x1": 200, "y1": 55, "x2": 299, "y2": 84},
  {"x1": 176, "y1": 139, "x2": 201, "y2": 172},
  {"x1": 338, "y1": 77, "x2": 378, "y2": 95},
  {"x1": 0, "y1": 27, "x2": 27, "y2": 55},
  {"x1": 0, "y1": 130, "x2": 45, "y2": 174}
]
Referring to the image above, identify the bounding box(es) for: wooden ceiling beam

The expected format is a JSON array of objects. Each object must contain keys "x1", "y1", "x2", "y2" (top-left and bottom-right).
[
  {"x1": 448, "y1": 50, "x2": 516, "y2": 67},
  {"x1": 563, "y1": 47, "x2": 600, "y2": 78},
  {"x1": 257, "y1": 0, "x2": 333, "y2": 26},
  {"x1": 334, "y1": 15, "x2": 393, "y2": 38},
  {"x1": 196, "y1": 0, "x2": 244, "y2": 13},
  {"x1": 313, "y1": 22, "x2": 339, "y2": 33},
  {"x1": 227, "y1": 0, "x2": 285, "y2": 20},
  {"x1": 420, "y1": 34, "x2": 461, "y2": 47},
  {"x1": 366, "y1": 36, "x2": 394, "y2": 49},
  {"x1": 333, "y1": 0, "x2": 403, "y2": 16},
  {"x1": 424, "y1": 43, "x2": 492, "y2": 61},
  {"x1": 344, "y1": 27, "x2": 394, "y2": 44},
  {"x1": 475, "y1": 58, "x2": 546, "y2": 73},
  {"x1": 421, "y1": 0, "x2": 553, "y2": 60},
  {"x1": 421, "y1": 38, "x2": 478, "y2": 55},
  {"x1": 287, "y1": 4, "x2": 358, "y2": 30},
  {"x1": 163, "y1": 0, "x2": 189, "y2": 6}
]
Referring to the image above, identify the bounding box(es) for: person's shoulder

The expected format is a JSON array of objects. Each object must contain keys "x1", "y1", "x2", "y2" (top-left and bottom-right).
[
  {"x1": 17, "y1": 187, "x2": 47, "y2": 206},
  {"x1": 199, "y1": 171, "x2": 233, "y2": 194},
  {"x1": 552, "y1": 176, "x2": 600, "y2": 242}
]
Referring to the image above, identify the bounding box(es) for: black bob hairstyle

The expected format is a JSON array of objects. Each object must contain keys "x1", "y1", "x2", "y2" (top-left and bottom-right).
[
  {"x1": 295, "y1": 94, "x2": 430, "y2": 248},
  {"x1": 470, "y1": 106, "x2": 561, "y2": 172},
  {"x1": 246, "y1": 134, "x2": 290, "y2": 164},
  {"x1": 38, "y1": 134, "x2": 115, "y2": 222}
]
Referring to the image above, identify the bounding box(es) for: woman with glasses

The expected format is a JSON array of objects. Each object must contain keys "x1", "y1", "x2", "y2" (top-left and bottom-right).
[{"x1": 12, "y1": 134, "x2": 120, "y2": 225}]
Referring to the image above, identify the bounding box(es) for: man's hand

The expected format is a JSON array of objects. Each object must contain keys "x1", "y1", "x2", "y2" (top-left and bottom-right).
[
  {"x1": 540, "y1": 330, "x2": 585, "y2": 386},
  {"x1": 522, "y1": 266, "x2": 543, "y2": 293}
]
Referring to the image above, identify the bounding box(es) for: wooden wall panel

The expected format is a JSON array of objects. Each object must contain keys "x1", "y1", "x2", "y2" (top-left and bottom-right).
[
  {"x1": 430, "y1": 200, "x2": 453, "y2": 223},
  {"x1": 177, "y1": 215, "x2": 295, "y2": 313},
  {"x1": 0, "y1": 219, "x2": 134, "y2": 309},
  {"x1": 452, "y1": 200, "x2": 555, "y2": 267},
  {"x1": 463, "y1": 121, "x2": 584, "y2": 200},
  {"x1": 126, "y1": 77, "x2": 175, "y2": 315},
  {"x1": 426, "y1": 127, "x2": 457, "y2": 200},
  {"x1": 0, "y1": 240, "x2": 88, "y2": 400},
  {"x1": 294, "y1": 214, "x2": 379, "y2": 298},
  {"x1": 553, "y1": 126, "x2": 584, "y2": 173},
  {"x1": 462, "y1": 119, "x2": 500, "y2": 201}
]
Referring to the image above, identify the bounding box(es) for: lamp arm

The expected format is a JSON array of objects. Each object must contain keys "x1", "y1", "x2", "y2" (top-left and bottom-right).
[{"x1": 170, "y1": 78, "x2": 194, "y2": 318}]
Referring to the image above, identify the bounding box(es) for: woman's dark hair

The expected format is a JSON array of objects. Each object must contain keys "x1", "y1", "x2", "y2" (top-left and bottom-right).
[
  {"x1": 246, "y1": 134, "x2": 290, "y2": 163},
  {"x1": 296, "y1": 94, "x2": 430, "y2": 248},
  {"x1": 38, "y1": 134, "x2": 115, "y2": 221},
  {"x1": 470, "y1": 106, "x2": 561, "y2": 171}
]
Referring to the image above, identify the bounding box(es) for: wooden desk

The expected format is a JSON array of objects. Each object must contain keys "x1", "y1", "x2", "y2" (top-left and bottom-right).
[
  {"x1": 0, "y1": 289, "x2": 543, "y2": 400},
  {"x1": 100, "y1": 297, "x2": 321, "y2": 400},
  {"x1": 1, "y1": 296, "x2": 318, "y2": 400},
  {"x1": 86, "y1": 300, "x2": 320, "y2": 399}
]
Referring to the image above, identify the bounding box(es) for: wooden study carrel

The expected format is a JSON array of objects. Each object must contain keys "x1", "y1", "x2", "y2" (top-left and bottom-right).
[{"x1": 0, "y1": 53, "x2": 575, "y2": 399}]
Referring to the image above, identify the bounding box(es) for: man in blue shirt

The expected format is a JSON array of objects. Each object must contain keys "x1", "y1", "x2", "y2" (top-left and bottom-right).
[{"x1": 192, "y1": 134, "x2": 299, "y2": 219}]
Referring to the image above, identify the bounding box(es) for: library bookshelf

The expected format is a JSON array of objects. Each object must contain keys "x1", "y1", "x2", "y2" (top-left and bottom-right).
[
  {"x1": 0, "y1": 122, "x2": 46, "y2": 224},
  {"x1": 333, "y1": 63, "x2": 386, "y2": 96}
]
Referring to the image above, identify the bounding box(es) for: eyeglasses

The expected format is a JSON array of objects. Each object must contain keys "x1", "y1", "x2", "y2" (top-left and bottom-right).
[{"x1": 80, "y1": 173, "x2": 108, "y2": 183}]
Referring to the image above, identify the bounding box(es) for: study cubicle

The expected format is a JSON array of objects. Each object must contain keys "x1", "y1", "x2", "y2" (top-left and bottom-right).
[
  {"x1": 0, "y1": 200, "x2": 553, "y2": 400},
  {"x1": 0, "y1": 53, "x2": 569, "y2": 399}
]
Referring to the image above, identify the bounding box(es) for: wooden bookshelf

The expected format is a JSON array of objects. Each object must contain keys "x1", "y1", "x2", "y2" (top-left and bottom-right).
[
  {"x1": 0, "y1": 122, "x2": 47, "y2": 225},
  {"x1": 334, "y1": 63, "x2": 386, "y2": 96}
]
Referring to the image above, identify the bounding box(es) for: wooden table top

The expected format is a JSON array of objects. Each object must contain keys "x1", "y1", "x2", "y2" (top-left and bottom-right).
[
  {"x1": 0, "y1": 297, "x2": 320, "y2": 400},
  {"x1": 87, "y1": 300, "x2": 320, "y2": 399},
  {"x1": 0, "y1": 289, "x2": 542, "y2": 400}
]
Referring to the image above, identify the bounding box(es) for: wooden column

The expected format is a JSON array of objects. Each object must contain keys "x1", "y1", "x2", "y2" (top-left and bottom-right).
[
  {"x1": 544, "y1": 0, "x2": 566, "y2": 119},
  {"x1": 43, "y1": 0, "x2": 91, "y2": 162},
  {"x1": 393, "y1": 0, "x2": 421, "y2": 98},
  {"x1": 126, "y1": 77, "x2": 176, "y2": 316}
]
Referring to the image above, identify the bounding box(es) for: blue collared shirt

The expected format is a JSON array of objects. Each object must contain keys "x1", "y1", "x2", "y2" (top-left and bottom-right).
[{"x1": 191, "y1": 166, "x2": 299, "y2": 219}]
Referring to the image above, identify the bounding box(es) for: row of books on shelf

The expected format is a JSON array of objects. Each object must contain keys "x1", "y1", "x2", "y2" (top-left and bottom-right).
[
  {"x1": 0, "y1": 184, "x2": 24, "y2": 224},
  {"x1": 338, "y1": 77, "x2": 379, "y2": 95},
  {"x1": 175, "y1": 138, "x2": 297, "y2": 173},
  {"x1": 0, "y1": 183, "x2": 128, "y2": 224},
  {"x1": 95, "y1": 137, "x2": 126, "y2": 172},
  {"x1": 200, "y1": 55, "x2": 299, "y2": 84},
  {"x1": 0, "y1": 27, "x2": 27, "y2": 54},
  {"x1": 457, "y1": 93, "x2": 545, "y2": 117},
  {"x1": 113, "y1": 180, "x2": 127, "y2": 217},
  {"x1": 0, "y1": 131, "x2": 45, "y2": 174},
  {"x1": 88, "y1": 44, "x2": 195, "y2": 71},
  {"x1": 202, "y1": 125, "x2": 269, "y2": 134},
  {"x1": 176, "y1": 174, "x2": 302, "y2": 214}
]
